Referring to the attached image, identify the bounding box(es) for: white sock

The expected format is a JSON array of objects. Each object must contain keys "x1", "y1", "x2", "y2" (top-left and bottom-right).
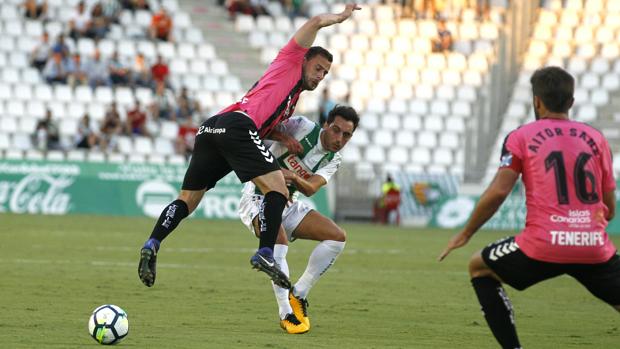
[
  {"x1": 272, "y1": 244, "x2": 292, "y2": 319},
  {"x1": 293, "y1": 240, "x2": 345, "y2": 299}
]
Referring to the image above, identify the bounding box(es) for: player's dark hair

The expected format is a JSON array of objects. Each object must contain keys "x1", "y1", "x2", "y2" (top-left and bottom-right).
[
  {"x1": 326, "y1": 105, "x2": 359, "y2": 130},
  {"x1": 305, "y1": 46, "x2": 333, "y2": 63},
  {"x1": 530, "y1": 66, "x2": 574, "y2": 113}
]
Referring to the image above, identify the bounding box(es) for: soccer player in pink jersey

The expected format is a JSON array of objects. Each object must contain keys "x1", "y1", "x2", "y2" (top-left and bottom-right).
[
  {"x1": 138, "y1": 4, "x2": 361, "y2": 290},
  {"x1": 439, "y1": 67, "x2": 620, "y2": 348}
]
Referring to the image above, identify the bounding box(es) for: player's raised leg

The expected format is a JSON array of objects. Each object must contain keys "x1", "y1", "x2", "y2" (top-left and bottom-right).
[
  {"x1": 469, "y1": 250, "x2": 522, "y2": 349},
  {"x1": 138, "y1": 117, "x2": 231, "y2": 287},
  {"x1": 249, "y1": 170, "x2": 291, "y2": 289},
  {"x1": 138, "y1": 189, "x2": 206, "y2": 287},
  {"x1": 289, "y1": 210, "x2": 346, "y2": 329}
]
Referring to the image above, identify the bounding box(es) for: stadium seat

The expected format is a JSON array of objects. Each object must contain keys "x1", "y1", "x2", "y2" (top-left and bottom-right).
[
  {"x1": 452, "y1": 100, "x2": 472, "y2": 117},
  {"x1": 14, "y1": 84, "x2": 33, "y2": 101},
  {"x1": 7, "y1": 100, "x2": 26, "y2": 117},
  {"x1": 364, "y1": 146, "x2": 386, "y2": 164},
  {"x1": 395, "y1": 129, "x2": 415, "y2": 147},
  {"x1": 402, "y1": 115, "x2": 422, "y2": 131},
  {"x1": 128, "y1": 154, "x2": 147, "y2": 163},
  {"x1": 359, "y1": 112, "x2": 378, "y2": 130},
  {"x1": 340, "y1": 144, "x2": 361, "y2": 163},
  {"x1": 430, "y1": 101, "x2": 450, "y2": 116},
  {"x1": 418, "y1": 131, "x2": 437, "y2": 148},
  {"x1": 411, "y1": 148, "x2": 431, "y2": 166},
  {"x1": 373, "y1": 129, "x2": 394, "y2": 147},
  {"x1": 575, "y1": 104, "x2": 597, "y2": 122},
  {"x1": 59, "y1": 119, "x2": 77, "y2": 137},
  {"x1": 580, "y1": 73, "x2": 600, "y2": 89},
  {"x1": 104, "y1": 152, "x2": 122, "y2": 163},
  {"x1": 445, "y1": 116, "x2": 465, "y2": 133},
  {"x1": 590, "y1": 89, "x2": 609, "y2": 106},
  {"x1": 11, "y1": 132, "x2": 32, "y2": 150},
  {"x1": 388, "y1": 99, "x2": 408, "y2": 114},
  {"x1": 66, "y1": 150, "x2": 86, "y2": 162},
  {"x1": 167, "y1": 154, "x2": 186, "y2": 165},
  {"x1": 440, "y1": 132, "x2": 460, "y2": 150},
  {"x1": 433, "y1": 148, "x2": 454, "y2": 166},
  {"x1": 387, "y1": 147, "x2": 409, "y2": 165},
  {"x1": 0, "y1": 132, "x2": 10, "y2": 150}
]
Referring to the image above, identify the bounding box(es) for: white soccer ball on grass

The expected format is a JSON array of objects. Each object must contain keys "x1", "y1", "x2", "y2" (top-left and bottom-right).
[{"x1": 88, "y1": 304, "x2": 129, "y2": 345}]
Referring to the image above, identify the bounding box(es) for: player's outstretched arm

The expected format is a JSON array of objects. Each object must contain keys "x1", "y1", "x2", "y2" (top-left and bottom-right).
[
  {"x1": 294, "y1": 3, "x2": 361, "y2": 48},
  {"x1": 438, "y1": 169, "x2": 519, "y2": 261}
]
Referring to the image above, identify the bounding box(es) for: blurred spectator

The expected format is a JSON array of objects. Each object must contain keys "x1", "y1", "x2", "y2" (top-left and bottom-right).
[
  {"x1": 51, "y1": 34, "x2": 70, "y2": 60},
  {"x1": 250, "y1": 0, "x2": 270, "y2": 16},
  {"x1": 150, "y1": 81, "x2": 176, "y2": 121},
  {"x1": 283, "y1": 0, "x2": 303, "y2": 18},
  {"x1": 85, "y1": 50, "x2": 111, "y2": 89},
  {"x1": 76, "y1": 113, "x2": 103, "y2": 149},
  {"x1": 34, "y1": 109, "x2": 61, "y2": 151},
  {"x1": 31, "y1": 31, "x2": 51, "y2": 71},
  {"x1": 101, "y1": 0, "x2": 122, "y2": 24},
  {"x1": 226, "y1": 0, "x2": 255, "y2": 20},
  {"x1": 109, "y1": 51, "x2": 131, "y2": 86},
  {"x1": 131, "y1": 53, "x2": 151, "y2": 87},
  {"x1": 120, "y1": 0, "x2": 150, "y2": 11},
  {"x1": 431, "y1": 19, "x2": 453, "y2": 52},
  {"x1": 43, "y1": 52, "x2": 69, "y2": 84},
  {"x1": 416, "y1": 0, "x2": 438, "y2": 19},
  {"x1": 22, "y1": 0, "x2": 48, "y2": 19},
  {"x1": 125, "y1": 101, "x2": 151, "y2": 137},
  {"x1": 318, "y1": 89, "x2": 336, "y2": 125},
  {"x1": 149, "y1": 8, "x2": 173, "y2": 42},
  {"x1": 100, "y1": 103, "x2": 123, "y2": 151},
  {"x1": 89, "y1": 2, "x2": 110, "y2": 39},
  {"x1": 67, "y1": 53, "x2": 89, "y2": 87},
  {"x1": 476, "y1": 0, "x2": 490, "y2": 20},
  {"x1": 373, "y1": 175, "x2": 402, "y2": 225},
  {"x1": 150, "y1": 55, "x2": 170, "y2": 87},
  {"x1": 175, "y1": 87, "x2": 200, "y2": 121},
  {"x1": 68, "y1": 1, "x2": 92, "y2": 40},
  {"x1": 175, "y1": 118, "x2": 198, "y2": 159}
]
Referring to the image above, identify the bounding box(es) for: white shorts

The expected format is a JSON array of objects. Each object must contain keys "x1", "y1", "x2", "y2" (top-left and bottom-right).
[{"x1": 238, "y1": 192, "x2": 313, "y2": 242}]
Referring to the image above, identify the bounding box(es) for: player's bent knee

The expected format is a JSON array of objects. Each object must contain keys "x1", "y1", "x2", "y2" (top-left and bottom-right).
[
  {"x1": 334, "y1": 227, "x2": 346, "y2": 242},
  {"x1": 468, "y1": 251, "x2": 492, "y2": 279}
]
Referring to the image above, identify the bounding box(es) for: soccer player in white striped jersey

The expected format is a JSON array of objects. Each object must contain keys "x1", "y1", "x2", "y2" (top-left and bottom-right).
[{"x1": 239, "y1": 105, "x2": 359, "y2": 334}]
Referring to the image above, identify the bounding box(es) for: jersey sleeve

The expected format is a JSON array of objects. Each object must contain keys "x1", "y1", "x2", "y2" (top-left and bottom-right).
[
  {"x1": 274, "y1": 38, "x2": 308, "y2": 64},
  {"x1": 314, "y1": 152, "x2": 342, "y2": 183},
  {"x1": 498, "y1": 130, "x2": 523, "y2": 173},
  {"x1": 599, "y1": 137, "x2": 616, "y2": 192},
  {"x1": 278, "y1": 116, "x2": 305, "y2": 138}
]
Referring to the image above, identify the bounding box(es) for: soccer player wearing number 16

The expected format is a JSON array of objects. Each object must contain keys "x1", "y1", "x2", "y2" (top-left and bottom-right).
[{"x1": 439, "y1": 67, "x2": 620, "y2": 349}]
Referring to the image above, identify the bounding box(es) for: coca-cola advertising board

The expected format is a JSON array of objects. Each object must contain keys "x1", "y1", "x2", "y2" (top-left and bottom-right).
[{"x1": 0, "y1": 160, "x2": 331, "y2": 219}]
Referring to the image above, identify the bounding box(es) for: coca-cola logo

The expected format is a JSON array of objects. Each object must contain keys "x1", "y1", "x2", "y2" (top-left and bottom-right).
[{"x1": 0, "y1": 174, "x2": 73, "y2": 214}]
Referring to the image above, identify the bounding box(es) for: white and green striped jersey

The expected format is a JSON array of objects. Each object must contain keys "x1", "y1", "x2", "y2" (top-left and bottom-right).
[{"x1": 244, "y1": 115, "x2": 342, "y2": 200}]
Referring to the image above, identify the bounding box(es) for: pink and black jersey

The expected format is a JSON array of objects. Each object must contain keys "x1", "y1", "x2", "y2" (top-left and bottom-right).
[
  {"x1": 219, "y1": 38, "x2": 308, "y2": 138},
  {"x1": 499, "y1": 118, "x2": 617, "y2": 264}
]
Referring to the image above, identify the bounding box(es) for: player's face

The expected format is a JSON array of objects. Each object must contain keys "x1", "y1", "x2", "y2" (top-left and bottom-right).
[
  {"x1": 302, "y1": 55, "x2": 331, "y2": 91},
  {"x1": 321, "y1": 116, "x2": 355, "y2": 152}
]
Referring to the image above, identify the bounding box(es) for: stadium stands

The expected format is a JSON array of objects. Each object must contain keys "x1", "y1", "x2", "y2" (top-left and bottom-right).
[{"x1": 483, "y1": 0, "x2": 620, "y2": 183}]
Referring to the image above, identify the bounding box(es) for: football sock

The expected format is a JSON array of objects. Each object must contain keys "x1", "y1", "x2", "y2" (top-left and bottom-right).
[
  {"x1": 294, "y1": 240, "x2": 345, "y2": 299},
  {"x1": 272, "y1": 244, "x2": 293, "y2": 319},
  {"x1": 148, "y1": 199, "x2": 189, "y2": 248},
  {"x1": 471, "y1": 277, "x2": 521, "y2": 349},
  {"x1": 258, "y1": 191, "x2": 288, "y2": 249}
]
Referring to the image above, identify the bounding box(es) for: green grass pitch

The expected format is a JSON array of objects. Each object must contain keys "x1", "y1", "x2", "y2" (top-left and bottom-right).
[{"x1": 0, "y1": 213, "x2": 618, "y2": 348}]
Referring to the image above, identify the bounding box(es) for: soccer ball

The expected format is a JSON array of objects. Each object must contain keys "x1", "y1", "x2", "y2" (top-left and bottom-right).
[{"x1": 88, "y1": 305, "x2": 129, "y2": 345}]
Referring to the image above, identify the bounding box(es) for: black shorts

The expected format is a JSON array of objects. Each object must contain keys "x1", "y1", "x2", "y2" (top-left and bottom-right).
[
  {"x1": 482, "y1": 236, "x2": 620, "y2": 305},
  {"x1": 181, "y1": 111, "x2": 279, "y2": 191}
]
